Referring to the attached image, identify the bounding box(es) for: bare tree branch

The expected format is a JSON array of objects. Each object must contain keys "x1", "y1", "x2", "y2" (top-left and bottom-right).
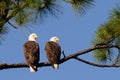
[
  {"x1": 0, "y1": 44, "x2": 120, "y2": 70},
  {"x1": 74, "y1": 57, "x2": 120, "y2": 67}
]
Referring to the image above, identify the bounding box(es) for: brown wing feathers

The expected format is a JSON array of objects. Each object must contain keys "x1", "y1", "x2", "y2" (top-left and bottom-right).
[
  {"x1": 24, "y1": 41, "x2": 39, "y2": 72},
  {"x1": 45, "y1": 41, "x2": 61, "y2": 69}
]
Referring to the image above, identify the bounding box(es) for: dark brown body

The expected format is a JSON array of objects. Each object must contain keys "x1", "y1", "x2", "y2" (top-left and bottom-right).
[
  {"x1": 45, "y1": 41, "x2": 61, "y2": 69},
  {"x1": 24, "y1": 41, "x2": 39, "y2": 71}
]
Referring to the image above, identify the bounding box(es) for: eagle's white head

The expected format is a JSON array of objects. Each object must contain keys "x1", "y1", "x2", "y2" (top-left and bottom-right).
[
  {"x1": 28, "y1": 33, "x2": 38, "y2": 41},
  {"x1": 50, "y1": 36, "x2": 59, "y2": 43}
]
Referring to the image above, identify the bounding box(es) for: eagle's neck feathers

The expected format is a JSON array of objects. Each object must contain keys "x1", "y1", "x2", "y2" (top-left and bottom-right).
[
  {"x1": 28, "y1": 38, "x2": 36, "y2": 41},
  {"x1": 50, "y1": 40, "x2": 58, "y2": 43}
]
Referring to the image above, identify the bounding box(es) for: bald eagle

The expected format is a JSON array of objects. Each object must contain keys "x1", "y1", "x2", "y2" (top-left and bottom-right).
[
  {"x1": 45, "y1": 36, "x2": 61, "y2": 69},
  {"x1": 23, "y1": 33, "x2": 40, "y2": 72}
]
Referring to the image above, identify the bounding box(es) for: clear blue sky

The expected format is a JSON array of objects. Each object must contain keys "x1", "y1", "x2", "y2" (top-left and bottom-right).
[{"x1": 0, "y1": 0, "x2": 119, "y2": 80}]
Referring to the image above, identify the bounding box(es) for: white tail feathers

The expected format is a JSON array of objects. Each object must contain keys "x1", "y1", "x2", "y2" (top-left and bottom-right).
[
  {"x1": 29, "y1": 66, "x2": 36, "y2": 72},
  {"x1": 53, "y1": 64, "x2": 59, "y2": 69}
]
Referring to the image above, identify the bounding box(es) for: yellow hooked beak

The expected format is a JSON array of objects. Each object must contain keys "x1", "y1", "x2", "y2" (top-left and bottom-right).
[
  {"x1": 55, "y1": 37, "x2": 59, "y2": 42},
  {"x1": 34, "y1": 35, "x2": 38, "y2": 39}
]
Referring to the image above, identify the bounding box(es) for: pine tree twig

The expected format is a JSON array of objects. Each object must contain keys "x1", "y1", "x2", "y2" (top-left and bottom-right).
[
  {"x1": 8, "y1": 21, "x2": 18, "y2": 29},
  {"x1": 74, "y1": 57, "x2": 120, "y2": 67},
  {"x1": 62, "y1": 50, "x2": 66, "y2": 59}
]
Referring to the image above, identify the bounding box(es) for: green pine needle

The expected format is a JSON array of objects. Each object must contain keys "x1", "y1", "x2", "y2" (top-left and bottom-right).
[
  {"x1": 92, "y1": 5, "x2": 120, "y2": 62},
  {"x1": 70, "y1": 0, "x2": 94, "y2": 15}
]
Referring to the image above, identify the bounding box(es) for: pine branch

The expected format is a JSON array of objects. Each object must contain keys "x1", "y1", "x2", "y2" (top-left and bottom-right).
[
  {"x1": 0, "y1": 4, "x2": 25, "y2": 28},
  {"x1": 0, "y1": 44, "x2": 120, "y2": 70}
]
